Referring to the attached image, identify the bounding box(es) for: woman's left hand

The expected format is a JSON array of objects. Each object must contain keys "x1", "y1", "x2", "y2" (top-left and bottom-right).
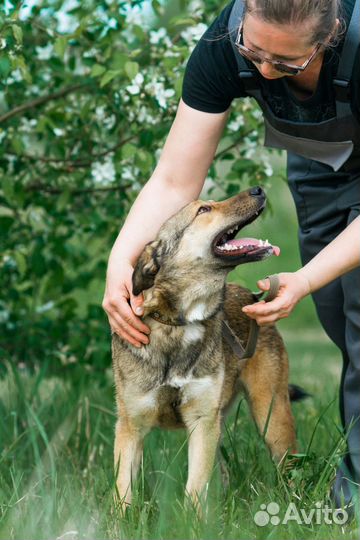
[{"x1": 242, "y1": 271, "x2": 311, "y2": 325}]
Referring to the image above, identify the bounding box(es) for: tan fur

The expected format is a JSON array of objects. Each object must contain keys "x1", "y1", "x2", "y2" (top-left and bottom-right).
[{"x1": 112, "y1": 189, "x2": 296, "y2": 512}]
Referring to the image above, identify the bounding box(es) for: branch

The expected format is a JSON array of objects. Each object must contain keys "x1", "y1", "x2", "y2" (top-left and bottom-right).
[
  {"x1": 25, "y1": 182, "x2": 131, "y2": 195},
  {"x1": 214, "y1": 129, "x2": 256, "y2": 160},
  {"x1": 0, "y1": 84, "x2": 88, "y2": 124},
  {"x1": 10, "y1": 134, "x2": 137, "y2": 168}
]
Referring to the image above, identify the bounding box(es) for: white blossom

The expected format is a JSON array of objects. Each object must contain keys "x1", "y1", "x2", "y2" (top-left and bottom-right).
[
  {"x1": 36, "y1": 43, "x2": 53, "y2": 60},
  {"x1": 155, "y1": 87, "x2": 175, "y2": 109},
  {"x1": 262, "y1": 158, "x2": 274, "y2": 177},
  {"x1": 150, "y1": 27, "x2": 167, "y2": 45},
  {"x1": 124, "y1": 6, "x2": 149, "y2": 28},
  {"x1": 83, "y1": 48, "x2": 97, "y2": 58},
  {"x1": 53, "y1": 127, "x2": 65, "y2": 137},
  {"x1": 19, "y1": 117, "x2": 37, "y2": 133},
  {"x1": 180, "y1": 23, "x2": 207, "y2": 44},
  {"x1": 121, "y1": 166, "x2": 134, "y2": 181},
  {"x1": 188, "y1": 0, "x2": 204, "y2": 14},
  {"x1": 0, "y1": 308, "x2": 9, "y2": 323},
  {"x1": 228, "y1": 114, "x2": 245, "y2": 131},
  {"x1": 91, "y1": 155, "x2": 116, "y2": 184},
  {"x1": 144, "y1": 78, "x2": 175, "y2": 109},
  {"x1": 251, "y1": 107, "x2": 263, "y2": 120},
  {"x1": 137, "y1": 106, "x2": 157, "y2": 125},
  {"x1": 104, "y1": 115, "x2": 116, "y2": 130},
  {"x1": 0, "y1": 38, "x2": 7, "y2": 50},
  {"x1": 36, "y1": 301, "x2": 55, "y2": 314},
  {"x1": 126, "y1": 72, "x2": 144, "y2": 95}
]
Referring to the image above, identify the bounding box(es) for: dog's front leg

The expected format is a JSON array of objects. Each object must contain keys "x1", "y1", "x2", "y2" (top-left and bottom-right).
[
  {"x1": 114, "y1": 418, "x2": 144, "y2": 511},
  {"x1": 184, "y1": 411, "x2": 221, "y2": 511}
]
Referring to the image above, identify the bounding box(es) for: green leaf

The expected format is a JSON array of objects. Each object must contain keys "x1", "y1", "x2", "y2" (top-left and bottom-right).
[
  {"x1": 90, "y1": 64, "x2": 106, "y2": 78},
  {"x1": 57, "y1": 189, "x2": 71, "y2": 211},
  {"x1": 99, "y1": 69, "x2": 119, "y2": 87},
  {"x1": 11, "y1": 136, "x2": 24, "y2": 154},
  {"x1": 12, "y1": 55, "x2": 31, "y2": 83},
  {"x1": 12, "y1": 24, "x2": 23, "y2": 45},
  {"x1": 0, "y1": 56, "x2": 11, "y2": 79},
  {"x1": 109, "y1": 53, "x2": 128, "y2": 70},
  {"x1": 121, "y1": 143, "x2": 137, "y2": 159},
  {"x1": 124, "y1": 61, "x2": 139, "y2": 81},
  {"x1": 1, "y1": 177, "x2": 15, "y2": 204},
  {"x1": 54, "y1": 36, "x2": 68, "y2": 59},
  {"x1": 151, "y1": 0, "x2": 163, "y2": 15},
  {"x1": 0, "y1": 205, "x2": 14, "y2": 218},
  {"x1": 14, "y1": 251, "x2": 27, "y2": 276}
]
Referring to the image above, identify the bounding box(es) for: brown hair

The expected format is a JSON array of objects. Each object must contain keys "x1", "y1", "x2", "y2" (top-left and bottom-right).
[{"x1": 244, "y1": 0, "x2": 343, "y2": 47}]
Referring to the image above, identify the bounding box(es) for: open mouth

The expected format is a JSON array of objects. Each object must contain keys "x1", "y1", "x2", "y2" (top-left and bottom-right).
[{"x1": 212, "y1": 207, "x2": 280, "y2": 263}]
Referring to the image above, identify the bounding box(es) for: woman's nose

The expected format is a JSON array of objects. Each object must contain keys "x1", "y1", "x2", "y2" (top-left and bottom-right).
[{"x1": 258, "y1": 61, "x2": 280, "y2": 78}]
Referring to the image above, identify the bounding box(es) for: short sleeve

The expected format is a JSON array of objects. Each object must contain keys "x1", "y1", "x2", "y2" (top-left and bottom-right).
[{"x1": 182, "y1": 3, "x2": 246, "y2": 113}]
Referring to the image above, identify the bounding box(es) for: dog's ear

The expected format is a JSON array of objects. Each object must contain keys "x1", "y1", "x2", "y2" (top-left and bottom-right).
[{"x1": 132, "y1": 240, "x2": 164, "y2": 296}]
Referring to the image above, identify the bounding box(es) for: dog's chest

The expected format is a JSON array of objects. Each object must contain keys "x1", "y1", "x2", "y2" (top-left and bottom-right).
[{"x1": 113, "y1": 322, "x2": 220, "y2": 392}]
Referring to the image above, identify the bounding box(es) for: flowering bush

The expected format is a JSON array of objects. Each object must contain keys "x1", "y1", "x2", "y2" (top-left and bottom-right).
[{"x1": 0, "y1": 0, "x2": 273, "y2": 377}]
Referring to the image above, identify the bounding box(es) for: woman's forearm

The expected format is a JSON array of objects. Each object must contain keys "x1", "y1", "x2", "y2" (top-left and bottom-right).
[
  {"x1": 296, "y1": 216, "x2": 360, "y2": 293},
  {"x1": 109, "y1": 172, "x2": 201, "y2": 269}
]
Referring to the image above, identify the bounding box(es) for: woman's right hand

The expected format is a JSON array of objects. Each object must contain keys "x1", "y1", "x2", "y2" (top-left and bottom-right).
[{"x1": 102, "y1": 259, "x2": 151, "y2": 347}]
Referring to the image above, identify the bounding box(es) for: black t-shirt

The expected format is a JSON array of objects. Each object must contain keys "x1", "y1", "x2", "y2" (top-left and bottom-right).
[{"x1": 182, "y1": 0, "x2": 360, "y2": 123}]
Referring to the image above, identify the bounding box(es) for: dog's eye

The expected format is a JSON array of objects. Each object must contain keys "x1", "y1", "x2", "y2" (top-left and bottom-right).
[{"x1": 197, "y1": 205, "x2": 212, "y2": 215}]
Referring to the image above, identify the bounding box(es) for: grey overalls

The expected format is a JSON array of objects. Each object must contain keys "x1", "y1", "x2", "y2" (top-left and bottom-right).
[{"x1": 229, "y1": 0, "x2": 360, "y2": 507}]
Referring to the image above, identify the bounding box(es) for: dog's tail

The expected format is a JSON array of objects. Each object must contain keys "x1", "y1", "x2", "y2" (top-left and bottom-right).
[{"x1": 288, "y1": 384, "x2": 311, "y2": 402}]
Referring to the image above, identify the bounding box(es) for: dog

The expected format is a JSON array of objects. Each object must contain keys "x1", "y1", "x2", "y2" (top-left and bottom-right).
[{"x1": 112, "y1": 186, "x2": 298, "y2": 511}]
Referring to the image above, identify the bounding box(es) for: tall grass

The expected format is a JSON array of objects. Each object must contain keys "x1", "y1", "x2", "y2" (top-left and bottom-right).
[{"x1": 0, "y1": 333, "x2": 358, "y2": 539}]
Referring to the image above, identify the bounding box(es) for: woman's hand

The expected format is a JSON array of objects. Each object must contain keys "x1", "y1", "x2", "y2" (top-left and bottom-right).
[
  {"x1": 102, "y1": 259, "x2": 150, "y2": 347},
  {"x1": 242, "y1": 271, "x2": 311, "y2": 325}
]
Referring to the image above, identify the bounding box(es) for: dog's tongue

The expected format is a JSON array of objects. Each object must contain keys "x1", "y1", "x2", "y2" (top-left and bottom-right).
[{"x1": 227, "y1": 237, "x2": 280, "y2": 256}]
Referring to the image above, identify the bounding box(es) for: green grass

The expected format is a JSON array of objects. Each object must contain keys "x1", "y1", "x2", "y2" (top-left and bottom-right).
[{"x1": 0, "y1": 335, "x2": 358, "y2": 539}]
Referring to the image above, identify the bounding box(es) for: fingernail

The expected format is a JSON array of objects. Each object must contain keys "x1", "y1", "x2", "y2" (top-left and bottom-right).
[{"x1": 135, "y1": 307, "x2": 143, "y2": 315}]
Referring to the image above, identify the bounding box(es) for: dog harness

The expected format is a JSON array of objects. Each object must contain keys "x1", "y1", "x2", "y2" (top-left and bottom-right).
[
  {"x1": 149, "y1": 274, "x2": 280, "y2": 362},
  {"x1": 222, "y1": 274, "x2": 280, "y2": 361},
  {"x1": 228, "y1": 0, "x2": 360, "y2": 171}
]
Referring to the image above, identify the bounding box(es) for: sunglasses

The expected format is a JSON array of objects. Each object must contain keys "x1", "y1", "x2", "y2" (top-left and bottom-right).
[{"x1": 235, "y1": 21, "x2": 321, "y2": 76}]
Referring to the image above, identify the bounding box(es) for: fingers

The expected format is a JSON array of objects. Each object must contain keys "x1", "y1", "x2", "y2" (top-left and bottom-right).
[
  {"x1": 130, "y1": 292, "x2": 145, "y2": 317},
  {"x1": 243, "y1": 297, "x2": 292, "y2": 325},
  {"x1": 242, "y1": 273, "x2": 298, "y2": 326},
  {"x1": 103, "y1": 294, "x2": 150, "y2": 348},
  {"x1": 257, "y1": 278, "x2": 270, "y2": 291}
]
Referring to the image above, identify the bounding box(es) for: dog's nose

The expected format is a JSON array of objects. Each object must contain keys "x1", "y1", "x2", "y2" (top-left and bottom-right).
[{"x1": 249, "y1": 186, "x2": 265, "y2": 198}]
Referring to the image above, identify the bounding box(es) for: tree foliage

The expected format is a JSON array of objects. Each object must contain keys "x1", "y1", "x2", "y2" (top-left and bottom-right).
[{"x1": 0, "y1": 0, "x2": 272, "y2": 378}]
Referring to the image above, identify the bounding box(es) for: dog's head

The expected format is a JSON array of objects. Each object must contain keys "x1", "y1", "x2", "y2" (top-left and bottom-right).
[{"x1": 132, "y1": 186, "x2": 279, "y2": 296}]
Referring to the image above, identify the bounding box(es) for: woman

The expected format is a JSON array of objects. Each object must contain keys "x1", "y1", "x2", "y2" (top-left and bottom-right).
[{"x1": 103, "y1": 0, "x2": 360, "y2": 508}]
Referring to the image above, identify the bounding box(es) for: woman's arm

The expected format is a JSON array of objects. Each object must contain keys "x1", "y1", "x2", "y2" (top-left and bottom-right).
[
  {"x1": 103, "y1": 99, "x2": 229, "y2": 346},
  {"x1": 242, "y1": 216, "x2": 360, "y2": 325}
]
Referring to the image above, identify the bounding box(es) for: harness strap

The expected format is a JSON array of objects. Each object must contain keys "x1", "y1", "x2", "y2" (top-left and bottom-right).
[
  {"x1": 222, "y1": 274, "x2": 280, "y2": 362},
  {"x1": 334, "y1": 0, "x2": 360, "y2": 107},
  {"x1": 228, "y1": 0, "x2": 260, "y2": 96}
]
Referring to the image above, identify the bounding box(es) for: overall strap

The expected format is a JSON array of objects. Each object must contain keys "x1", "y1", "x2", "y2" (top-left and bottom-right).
[
  {"x1": 334, "y1": 0, "x2": 360, "y2": 117},
  {"x1": 228, "y1": 0, "x2": 260, "y2": 96}
]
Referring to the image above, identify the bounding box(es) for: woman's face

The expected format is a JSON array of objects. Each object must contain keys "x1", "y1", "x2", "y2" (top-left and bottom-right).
[{"x1": 242, "y1": 13, "x2": 320, "y2": 79}]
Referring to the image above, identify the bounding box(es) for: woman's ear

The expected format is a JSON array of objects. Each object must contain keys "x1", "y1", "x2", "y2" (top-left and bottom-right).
[
  {"x1": 327, "y1": 17, "x2": 340, "y2": 45},
  {"x1": 132, "y1": 240, "x2": 164, "y2": 296}
]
